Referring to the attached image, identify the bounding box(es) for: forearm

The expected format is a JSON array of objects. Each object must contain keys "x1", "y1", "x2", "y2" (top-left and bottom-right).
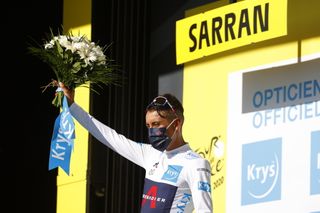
[{"x1": 69, "y1": 103, "x2": 147, "y2": 167}]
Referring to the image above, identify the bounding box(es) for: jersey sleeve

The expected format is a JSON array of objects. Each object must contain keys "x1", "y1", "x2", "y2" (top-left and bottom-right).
[
  {"x1": 69, "y1": 102, "x2": 150, "y2": 168},
  {"x1": 186, "y1": 158, "x2": 213, "y2": 213}
]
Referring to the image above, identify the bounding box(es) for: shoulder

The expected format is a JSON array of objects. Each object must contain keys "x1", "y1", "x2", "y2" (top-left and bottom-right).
[
  {"x1": 183, "y1": 150, "x2": 211, "y2": 170},
  {"x1": 181, "y1": 150, "x2": 212, "y2": 181}
]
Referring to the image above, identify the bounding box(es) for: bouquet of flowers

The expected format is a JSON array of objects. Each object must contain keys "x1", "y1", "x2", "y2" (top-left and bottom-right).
[{"x1": 28, "y1": 29, "x2": 120, "y2": 108}]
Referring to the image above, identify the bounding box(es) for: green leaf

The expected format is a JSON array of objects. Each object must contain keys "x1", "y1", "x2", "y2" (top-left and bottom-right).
[
  {"x1": 72, "y1": 62, "x2": 82, "y2": 73},
  {"x1": 55, "y1": 40, "x2": 64, "y2": 58}
]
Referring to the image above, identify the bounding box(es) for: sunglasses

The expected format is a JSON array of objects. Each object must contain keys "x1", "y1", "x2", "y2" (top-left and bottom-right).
[{"x1": 146, "y1": 96, "x2": 178, "y2": 117}]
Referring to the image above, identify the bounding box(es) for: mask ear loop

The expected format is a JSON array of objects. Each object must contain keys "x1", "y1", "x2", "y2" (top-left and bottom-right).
[
  {"x1": 173, "y1": 118, "x2": 181, "y2": 131},
  {"x1": 166, "y1": 118, "x2": 178, "y2": 130},
  {"x1": 166, "y1": 118, "x2": 179, "y2": 142}
]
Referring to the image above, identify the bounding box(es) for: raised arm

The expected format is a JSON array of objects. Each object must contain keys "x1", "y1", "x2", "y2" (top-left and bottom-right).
[{"x1": 58, "y1": 81, "x2": 151, "y2": 168}]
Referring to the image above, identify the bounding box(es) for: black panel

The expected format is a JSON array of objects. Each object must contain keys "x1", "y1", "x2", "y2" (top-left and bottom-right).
[
  {"x1": 89, "y1": 0, "x2": 151, "y2": 212},
  {"x1": 3, "y1": 0, "x2": 63, "y2": 213}
]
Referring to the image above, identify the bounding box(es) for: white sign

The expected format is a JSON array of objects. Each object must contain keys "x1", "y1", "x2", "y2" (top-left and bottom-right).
[{"x1": 226, "y1": 58, "x2": 320, "y2": 213}]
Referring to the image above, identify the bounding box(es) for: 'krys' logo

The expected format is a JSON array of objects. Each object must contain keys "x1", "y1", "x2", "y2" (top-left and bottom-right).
[
  {"x1": 241, "y1": 138, "x2": 282, "y2": 205},
  {"x1": 162, "y1": 165, "x2": 183, "y2": 183}
]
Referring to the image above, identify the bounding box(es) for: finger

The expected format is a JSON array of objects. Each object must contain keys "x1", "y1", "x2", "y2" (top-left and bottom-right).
[
  {"x1": 52, "y1": 79, "x2": 59, "y2": 87},
  {"x1": 59, "y1": 82, "x2": 65, "y2": 88}
]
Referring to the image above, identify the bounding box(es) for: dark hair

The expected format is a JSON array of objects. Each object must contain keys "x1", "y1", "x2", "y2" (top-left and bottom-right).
[{"x1": 146, "y1": 93, "x2": 184, "y2": 122}]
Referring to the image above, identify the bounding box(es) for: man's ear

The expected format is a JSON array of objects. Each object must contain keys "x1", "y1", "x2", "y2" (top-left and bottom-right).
[{"x1": 175, "y1": 118, "x2": 181, "y2": 129}]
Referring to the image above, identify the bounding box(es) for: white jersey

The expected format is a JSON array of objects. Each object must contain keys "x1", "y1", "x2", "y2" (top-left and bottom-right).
[{"x1": 70, "y1": 103, "x2": 213, "y2": 213}]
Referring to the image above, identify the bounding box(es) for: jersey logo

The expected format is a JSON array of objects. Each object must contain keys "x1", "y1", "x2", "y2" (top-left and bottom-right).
[
  {"x1": 198, "y1": 181, "x2": 211, "y2": 192},
  {"x1": 185, "y1": 152, "x2": 199, "y2": 159},
  {"x1": 141, "y1": 185, "x2": 163, "y2": 208},
  {"x1": 148, "y1": 162, "x2": 159, "y2": 175},
  {"x1": 161, "y1": 165, "x2": 183, "y2": 183},
  {"x1": 176, "y1": 193, "x2": 192, "y2": 212},
  {"x1": 141, "y1": 179, "x2": 177, "y2": 212}
]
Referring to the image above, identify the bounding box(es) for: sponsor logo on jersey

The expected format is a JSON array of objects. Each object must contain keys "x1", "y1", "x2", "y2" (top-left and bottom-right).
[
  {"x1": 198, "y1": 181, "x2": 211, "y2": 192},
  {"x1": 197, "y1": 168, "x2": 211, "y2": 174},
  {"x1": 148, "y1": 162, "x2": 159, "y2": 175},
  {"x1": 241, "y1": 138, "x2": 282, "y2": 205},
  {"x1": 310, "y1": 131, "x2": 320, "y2": 195},
  {"x1": 142, "y1": 186, "x2": 166, "y2": 208},
  {"x1": 176, "y1": 193, "x2": 192, "y2": 212},
  {"x1": 185, "y1": 152, "x2": 199, "y2": 159},
  {"x1": 141, "y1": 179, "x2": 177, "y2": 212},
  {"x1": 162, "y1": 165, "x2": 183, "y2": 183}
]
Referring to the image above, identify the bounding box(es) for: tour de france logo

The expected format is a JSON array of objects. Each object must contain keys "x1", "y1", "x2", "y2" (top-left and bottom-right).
[{"x1": 241, "y1": 138, "x2": 282, "y2": 205}]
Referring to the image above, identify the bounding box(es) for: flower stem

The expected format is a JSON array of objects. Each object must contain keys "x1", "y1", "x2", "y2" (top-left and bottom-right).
[
  {"x1": 52, "y1": 91, "x2": 64, "y2": 108},
  {"x1": 41, "y1": 81, "x2": 55, "y2": 93}
]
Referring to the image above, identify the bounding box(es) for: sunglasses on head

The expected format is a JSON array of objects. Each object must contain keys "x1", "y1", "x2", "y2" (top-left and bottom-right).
[{"x1": 146, "y1": 96, "x2": 178, "y2": 117}]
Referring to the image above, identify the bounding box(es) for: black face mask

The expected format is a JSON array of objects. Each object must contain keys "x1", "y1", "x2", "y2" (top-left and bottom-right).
[{"x1": 148, "y1": 119, "x2": 177, "y2": 152}]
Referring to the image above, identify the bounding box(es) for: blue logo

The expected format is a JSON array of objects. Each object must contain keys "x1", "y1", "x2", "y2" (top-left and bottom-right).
[
  {"x1": 185, "y1": 152, "x2": 199, "y2": 160},
  {"x1": 198, "y1": 181, "x2": 211, "y2": 192},
  {"x1": 176, "y1": 193, "x2": 192, "y2": 212},
  {"x1": 310, "y1": 130, "x2": 320, "y2": 195},
  {"x1": 241, "y1": 138, "x2": 282, "y2": 205},
  {"x1": 48, "y1": 96, "x2": 75, "y2": 175},
  {"x1": 162, "y1": 165, "x2": 183, "y2": 183}
]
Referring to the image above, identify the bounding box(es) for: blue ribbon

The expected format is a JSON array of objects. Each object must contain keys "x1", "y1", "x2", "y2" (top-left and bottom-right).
[{"x1": 48, "y1": 94, "x2": 75, "y2": 175}]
